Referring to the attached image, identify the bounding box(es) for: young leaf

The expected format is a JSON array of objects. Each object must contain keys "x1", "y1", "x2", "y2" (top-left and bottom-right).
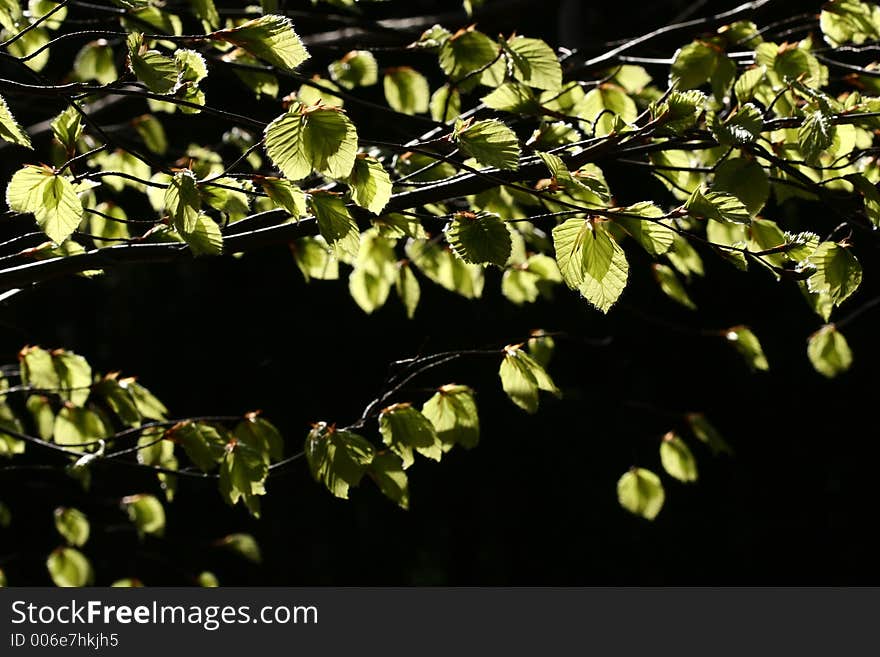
[
  {"x1": 216, "y1": 533, "x2": 262, "y2": 563},
  {"x1": 430, "y1": 85, "x2": 461, "y2": 122},
  {"x1": 164, "y1": 169, "x2": 201, "y2": 234},
  {"x1": 292, "y1": 236, "x2": 339, "y2": 281},
  {"x1": 807, "y1": 242, "x2": 862, "y2": 305},
  {"x1": 0, "y1": 94, "x2": 32, "y2": 149},
  {"x1": 53, "y1": 507, "x2": 90, "y2": 547},
  {"x1": 53, "y1": 406, "x2": 110, "y2": 447},
  {"x1": 711, "y1": 103, "x2": 763, "y2": 145},
  {"x1": 308, "y1": 192, "x2": 360, "y2": 258},
  {"x1": 183, "y1": 214, "x2": 223, "y2": 256},
  {"x1": 552, "y1": 219, "x2": 629, "y2": 313},
  {"x1": 798, "y1": 109, "x2": 835, "y2": 164},
  {"x1": 347, "y1": 156, "x2": 392, "y2": 215},
  {"x1": 260, "y1": 177, "x2": 307, "y2": 218},
  {"x1": 725, "y1": 325, "x2": 769, "y2": 371},
  {"x1": 685, "y1": 188, "x2": 751, "y2": 224},
  {"x1": 369, "y1": 452, "x2": 410, "y2": 510},
  {"x1": 121, "y1": 494, "x2": 166, "y2": 538},
  {"x1": 713, "y1": 158, "x2": 769, "y2": 216},
  {"x1": 395, "y1": 262, "x2": 420, "y2": 319},
  {"x1": 47, "y1": 547, "x2": 94, "y2": 587},
  {"x1": 506, "y1": 36, "x2": 562, "y2": 91},
  {"x1": 438, "y1": 27, "x2": 502, "y2": 91},
  {"x1": 383, "y1": 67, "x2": 430, "y2": 115},
  {"x1": 421, "y1": 384, "x2": 480, "y2": 451},
  {"x1": 807, "y1": 324, "x2": 853, "y2": 378},
  {"x1": 652, "y1": 263, "x2": 696, "y2": 309},
  {"x1": 660, "y1": 432, "x2": 698, "y2": 483},
  {"x1": 329, "y1": 50, "x2": 378, "y2": 89},
  {"x1": 617, "y1": 468, "x2": 665, "y2": 520},
  {"x1": 126, "y1": 32, "x2": 178, "y2": 94},
  {"x1": 499, "y1": 345, "x2": 561, "y2": 414},
  {"x1": 454, "y1": 119, "x2": 521, "y2": 170},
  {"x1": 174, "y1": 421, "x2": 227, "y2": 472},
  {"x1": 446, "y1": 212, "x2": 512, "y2": 267},
  {"x1": 213, "y1": 14, "x2": 310, "y2": 72},
  {"x1": 305, "y1": 422, "x2": 375, "y2": 499},
  {"x1": 219, "y1": 434, "x2": 269, "y2": 516},
  {"x1": 6, "y1": 166, "x2": 83, "y2": 244},
  {"x1": 379, "y1": 403, "x2": 442, "y2": 468},
  {"x1": 51, "y1": 106, "x2": 83, "y2": 152},
  {"x1": 686, "y1": 413, "x2": 733, "y2": 455}
]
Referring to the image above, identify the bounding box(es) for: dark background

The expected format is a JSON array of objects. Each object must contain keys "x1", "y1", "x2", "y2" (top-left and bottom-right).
[{"x1": 2, "y1": 0, "x2": 879, "y2": 585}]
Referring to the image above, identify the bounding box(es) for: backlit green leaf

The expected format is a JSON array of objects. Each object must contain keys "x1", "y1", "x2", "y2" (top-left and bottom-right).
[
  {"x1": 305, "y1": 423, "x2": 374, "y2": 499},
  {"x1": 53, "y1": 507, "x2": 89, "y2": 547},
  {"x1": 379, "y1": 403, "x2": 442, "y2": 468},
  {"x1": 0, "y1": 94, "x2": 32, "y2": 149},
  {"x1": 617, "y1": 468, "x2": 665, "y2": 520},
  {"x1": 384, "y1": 67, "x2": 430, "y2": 114},
  {"x1": 422, "y1": 384, "x2": 479, "y2": 451},
  {"x1": 214, "y1": 14, "x2": 310, "y2": 72},
  {"x1": 454, "y1": 119, "x2": 520, "y2": 170},
  {"x1": 807, "y1": 324, "x2": 853, "y2": 378},
  {"x1": 446, "y1": 212, "x2": 512, "y2": 267},
  {"x1": 499, "y1": 345, "x2": 560, "y2": 414},
  {"x1": 660, "y1": 432, "x2": 698, "y2": 482},
  {"x1": 47, "y1": 547, "x2": 94, "y2": 587},
  {"x1": 807, "y1": 242, "x2": 862, "y2": 305},
  {"x1": 725, "y1": 325, "x2": 769, "y2": 371}
]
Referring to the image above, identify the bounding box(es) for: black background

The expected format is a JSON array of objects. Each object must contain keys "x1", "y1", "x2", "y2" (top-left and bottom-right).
[{"x1": 2, "y1": 0, "x2": 878, "y2": 585}]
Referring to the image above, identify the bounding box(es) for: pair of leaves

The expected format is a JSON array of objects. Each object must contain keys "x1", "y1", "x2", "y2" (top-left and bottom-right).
[
  {"x1": 264, "y1": 102, "x2": 359, "y2": 180},
  {"x1": 499, "y1": 345, "x2": 561, "y2": 414},
  {"x1": 552, "y1": 219, "x2": 629, "y2": 313},
  {"x1": 6, "y1": 166, "x2": 83, "y2": 244}
]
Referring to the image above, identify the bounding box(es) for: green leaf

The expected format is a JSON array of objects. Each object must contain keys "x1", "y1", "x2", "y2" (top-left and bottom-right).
[
  {"x1": 53, "y1": 507, "x2": 90, "y2": 547},
  {"x1": 659, "y1": 432, "x2": 698, "y2": 482},
  {"x1": 73, "y1": 39, "x2": 117, "y2": 84},
  {"x1": 421, "y1": 384, "x2": 479, "y2": 451},
  {"x1": 0, "y1": 93, "x2": 32, "y2": 149},
  {"x1": 164, "y1": 169, "x2": 201, "y2": 234},
  {"x1": 309, "y1": 192, "x2": 360, "y2": 258},
  {"x1": 0, "y1": 402, "x2": 22, "y2": 456},
  {"x1": 183, "y1": 214, "x2": 223, "y2": 256},
  {"x1": 820, "y1": 0, "x2": 880, "y2": 46},
  {"x1": 438, "y1": 27, "x2": 502, "y2": 92},
  {"x1": 121, "y1": 494, "x2": 166, "y2": 537},
  {"x1": 219, "y1": 433, "x2": 268, "y2": 516},
  {"x1": 617, "y1": 468, "x2": 665, "y2": 520},
  {"x1": 807, "y1": 324, "x2": 853, "y2": 378},
  {"x1": 846, "y1": 173, "x2": 880, "y2": 228},
  {"x1": 292, "y1": 236, "x2": 339, "y2": 281},
  {"x1": 348, "y1": 156, "x2": 392, "y2": 215},
  {"x1": 713, "y1": 158, "x2": 769, "y2": 216},
  {"x1": 379, "y1": 403, "x2": 442, "y2": 468},
  {"x1": 685, "y1": 187, "x2": 751, "y2": 224},
  {"x1": 264, "y1": 103, "x2": 359, "y2": 180},
  {"x1": 235, "y1": 415, "x2": 283, "y2": 462},
  {"x1": 395, "y1": 262, "x2": 421, "y2": 319},
  {"x1": 329, "y1": 49, "x2": 378, "y2": 89},
  {"x1": 446, "y1": 212, "x2": 512, "y2": 267},
  {"x1": 670, "y1": 40, "x2": 735, "y2": 100},
  {"x1": 6, "y1": 166, "x2": 83, "y2": 244},
  {"x1": 51, "y1": 350, "x2": 92, "y2": 406},
  {"x1": 430, "y1": 85, "x2": 461, "y2": 122},
  {"x1": 482, "y1": 82, "x2": 539, "y2": 113},
  {"x1": 552, "y1": 219, "x2": 629, "y2": 313},
  {"x1": 383, "y1": 67, "x2": 430, "y2": 114},
  {"x1": 47, "y1": 547, "x2": 94, "y2": 587},
  {"x1": 612, "y1": 203, "x2": 674, "y2": 256},
  {"x1": 175, "y1": 421, "x2": 227, "y2": 472},
  {"x1": 579, "y1": 85, "x2": 637, "y2": 136},
  {"x1": 214, "y1": 14, "x2": 310, "y2": 72},
  {"x1": 505, "y1": 36, "x2": 562, "y2": 91},
  {"x1": 652, "y1": 263, "x2": 696, "y2": 309},
  {"x1": 50, "y1": 106, "x2": 83, "y2": 152},
  {"x1": 305, "y1": 423, "x2": 375, "y2": 499},
  {"x1": 807, "y1": 242, "x2": 862, "y2": 305},
  {"x1": 454, "y1": 119, "x2": 520, "y2": 170},
  {"x1": 216, "y1": 533, "x2": 262, "y2": 563},
  {"x1": 711, "y1": 103, "x2": 763, "y2": 145},
  {"x1": 499, "y1": 345, "x2": 560, "y2": 414},
  {"x1": 798, "y1": 109, "x2": 835, "y2": 164},
  {"x1": 349, "y1": 229, "x2": 396, "y2": 314},
  {"x1": 725, "y1": 325, "x2": 769, "y2": 371},
  {"x1": 25, "y1": 395, "x2": 54, "y2": 441},
  {"x1": 187, "y1": 0, "x2": 220, "y2": 31},
  {"x1": 686, "y1": 413, "x2": 733, "y2": 455},
  {"x1": 54, "y1": 406, "x2": 110, "y2": 447},
  {"x1": 369, "y1": 452, "x2": 410, "y2": 510},
  {"x1": 126, "y1": 32, "x2": 178, "y2": 93},
  {"x1": 198, "y1": 571, "x2": 219, "y2": 587},
  {"x1": 119, "y1": 378, "x2": 167, "y2": 420},
  {"x1": 406, "y1": 239, "x2": 484, "y2": 299},
  {"x1": 260, "y1": 177, "x2": 307, "y2": 218}
]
